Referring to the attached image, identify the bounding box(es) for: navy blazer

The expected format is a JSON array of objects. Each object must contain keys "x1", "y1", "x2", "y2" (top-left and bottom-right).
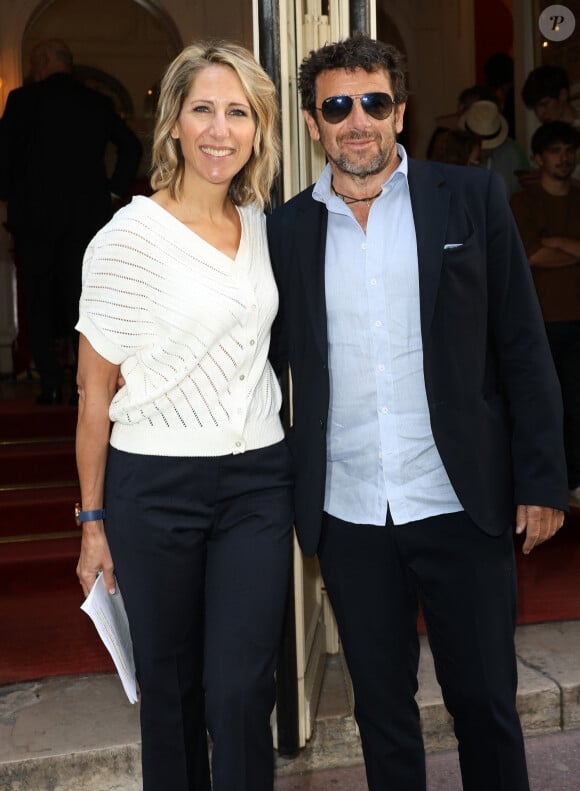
[{"x1": 267, "y1": 158, "x2": 568, "y2": 557}]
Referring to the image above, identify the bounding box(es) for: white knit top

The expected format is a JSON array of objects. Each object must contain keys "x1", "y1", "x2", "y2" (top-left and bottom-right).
[{"x1": 76, "y1": 196, "x2": 284, "y2": 457}]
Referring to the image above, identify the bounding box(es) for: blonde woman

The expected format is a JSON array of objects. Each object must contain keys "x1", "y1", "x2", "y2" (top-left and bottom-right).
[{"x1": 75, "y1": 42, "x2": 292, "y2": 791}]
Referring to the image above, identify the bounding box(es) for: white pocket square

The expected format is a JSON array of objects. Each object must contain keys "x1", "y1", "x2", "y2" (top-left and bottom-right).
[{"x1": 443, "y1": 243, "x2": 463, "y2": 250}]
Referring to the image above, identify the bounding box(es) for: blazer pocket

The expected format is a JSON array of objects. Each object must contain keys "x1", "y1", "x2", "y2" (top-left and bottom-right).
[{"x1": 442, "y1": 231, "x2": 475, "y2": 255}]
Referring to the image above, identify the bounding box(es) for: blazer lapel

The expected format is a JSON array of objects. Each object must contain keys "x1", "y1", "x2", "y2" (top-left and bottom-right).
[
  {"x1": 289, "y1": 163, "x2": 450, "y2": 358},
  {"x1": 294, "y1": 194, "x2": 329, "y2": 361},
  {"x1": 407, "y1": 159, "x2": 450, "y2": 338}
]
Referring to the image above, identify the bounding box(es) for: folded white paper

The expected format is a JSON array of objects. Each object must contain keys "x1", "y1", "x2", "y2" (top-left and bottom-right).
[{"x1": 81, "y1": 572, "x2": 138, "y2": 704}]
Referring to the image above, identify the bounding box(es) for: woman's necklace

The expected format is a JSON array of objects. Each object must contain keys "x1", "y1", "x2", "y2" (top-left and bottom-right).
[{"x1": 331, "y1": 178, "x2": 382, "y2": 206}]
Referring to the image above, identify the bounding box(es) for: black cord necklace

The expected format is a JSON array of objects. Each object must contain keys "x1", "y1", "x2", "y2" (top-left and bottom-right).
[{"x1": 331, "y1": 178, "x2": 382, "y2": 206}]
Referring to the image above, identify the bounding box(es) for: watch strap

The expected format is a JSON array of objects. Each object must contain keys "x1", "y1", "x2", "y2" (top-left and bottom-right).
[
  {"x1": 75, "y1": 503, "x2": 106, "y2": 523},
  {"x1": 78, "y1": 509, "x2": 106, "y2": 522}
]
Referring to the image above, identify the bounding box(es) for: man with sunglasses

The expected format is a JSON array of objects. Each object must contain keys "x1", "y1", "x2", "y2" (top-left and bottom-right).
[{"x1": 268, "y1": 34, "x2": 567, "y2": 791}]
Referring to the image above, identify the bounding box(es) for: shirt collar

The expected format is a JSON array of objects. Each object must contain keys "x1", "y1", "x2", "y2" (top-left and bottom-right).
[{"x1": 313, "y1": 143, "x2": 409, "y2": 204}]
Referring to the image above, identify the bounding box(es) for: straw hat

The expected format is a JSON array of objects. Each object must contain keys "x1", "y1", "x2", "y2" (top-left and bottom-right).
[{"x1": 457, "y1": 100, "x2": 508, "y2": 150}]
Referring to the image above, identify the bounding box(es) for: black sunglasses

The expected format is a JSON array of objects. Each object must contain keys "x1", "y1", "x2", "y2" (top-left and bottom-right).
[{"x1": 316, "y1": 92, "x2": 396, "y2": 124}]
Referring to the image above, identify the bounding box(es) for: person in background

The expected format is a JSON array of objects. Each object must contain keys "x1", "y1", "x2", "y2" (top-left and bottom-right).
[
  {"x1": 522, "y1": 65, "x2": 580, "y2": 128},
  {"x1": 520, "y1": 64, "x2": 580, "y2": 185},
  {"x1": 75, "y1": 41, "x2": 293, "y2": 791},
  {"x1": 456, "y1": 83, "x2": 496, "y2": 120},
  {"x1": 268, "y1": 33, "x2": 567, "y2": 791},
  {"x1": 0, "y1": 39, "x2": 142, "y2": 405},
  {"x1": 426, "y1": 126, "x2": 481, "y2": 166},
  {"x1": 457, "y1": 98, "x2": 528, "y2": 197},
  {"x1": 510, "y1": 121, "x2": 580, "y2": 509},
  {"x1": 483, "y1": 52, "x2": 516, "y2": 138}
]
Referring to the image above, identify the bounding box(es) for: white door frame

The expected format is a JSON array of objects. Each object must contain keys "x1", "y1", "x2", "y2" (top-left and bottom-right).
[{"x1": 260, "y1": 0, "x2": 376, "y2": 749}]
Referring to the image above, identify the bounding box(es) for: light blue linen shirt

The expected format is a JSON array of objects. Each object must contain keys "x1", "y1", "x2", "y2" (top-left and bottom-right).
[{"x1": 313, "y1": 145, "x2": 462, "y2": 526}]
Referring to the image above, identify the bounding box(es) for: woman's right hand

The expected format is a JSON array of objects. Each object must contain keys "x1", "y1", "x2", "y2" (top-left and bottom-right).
[
  {"x1": 75, "y1": 334, "x2": 120, "y2": 598},
  {"x1": 76, "y1": 523, "x2": 115, "y2": 597}
]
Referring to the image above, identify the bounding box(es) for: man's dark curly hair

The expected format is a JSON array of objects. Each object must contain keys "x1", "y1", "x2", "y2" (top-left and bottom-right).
[
  {"x1": 531, "y1": 120, "x2": 580, "y2": 155},
  {"x1": 298, "y1": 33, "x2": 408, "y2": 115},
  {"x1": 521, "y1": 65, "x2": 570, "y2": 108}
]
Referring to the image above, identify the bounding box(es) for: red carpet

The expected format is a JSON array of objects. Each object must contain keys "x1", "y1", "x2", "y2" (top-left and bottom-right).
[
  {"x1": 1, "y1": 398, "x2": 114, "y2": 685},
  {"x1": 0, "y1": 548, "x2": 114, "y2": 685},
  {"x1": 0, "y1": 398, "x2": 79, "y2": 440},
  {"x1": 515, "y1": 516, "x2": 580, "y2": 624}
]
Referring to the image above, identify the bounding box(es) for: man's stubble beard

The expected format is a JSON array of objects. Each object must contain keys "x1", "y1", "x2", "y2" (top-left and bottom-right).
[
  {"x1": 329, "y1": 147, "x2": 389, "y2": 177},
  {"x1": 320, "y1": 127, "x2": 396, "y2": 179}
]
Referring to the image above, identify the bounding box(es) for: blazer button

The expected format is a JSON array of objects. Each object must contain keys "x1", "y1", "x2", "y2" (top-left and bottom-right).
[{"x1": 319, "y1": 418, "x2": 325, "y2": 429}]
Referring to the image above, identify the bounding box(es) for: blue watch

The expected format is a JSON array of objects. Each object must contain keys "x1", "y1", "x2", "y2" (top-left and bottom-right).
[{"x1": 75, "y1": 503, "x2": 106, "y2": 526}]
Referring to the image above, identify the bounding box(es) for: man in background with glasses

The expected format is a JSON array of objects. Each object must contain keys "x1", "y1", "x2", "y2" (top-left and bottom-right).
[{"x1": 268, "y1": 33, "x2": 567, "y2": 791}]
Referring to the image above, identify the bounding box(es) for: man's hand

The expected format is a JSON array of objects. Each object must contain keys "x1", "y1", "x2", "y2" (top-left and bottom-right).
[{"x1": 515, "y1": 504, "x2": 564, "y2": 554}]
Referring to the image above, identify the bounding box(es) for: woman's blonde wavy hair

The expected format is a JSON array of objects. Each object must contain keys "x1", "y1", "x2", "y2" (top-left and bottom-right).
[{"x1": 150, "y1": 41, "x2": 280, "y2": 209}]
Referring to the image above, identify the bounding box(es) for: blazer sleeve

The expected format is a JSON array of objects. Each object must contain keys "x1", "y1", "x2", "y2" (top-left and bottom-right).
[{"x1": 485, "y1": 172, "x2": 567, "y2": 510}]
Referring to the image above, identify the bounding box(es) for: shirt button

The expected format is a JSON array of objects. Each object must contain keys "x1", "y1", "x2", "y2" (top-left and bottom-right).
[
  {"x1": 249, "y1": 339, "x2": 255, "y2": 346},
  {"x1": 375, "y1": 320, "x2": 383, "y2": 328},
  {"x1": 239, "y1": 374, "x2": 245, "y2": 381},
  {"x1": 381, "y1": 406, "x2": 389, "y2": 414},
  {"x1": 370, "y1": 278, "x2": 377, "y2": 285},
  {"x1": 362, "y1": 243, "x2": 368, "y2": 250},
  {"x1": 378, "y1": 364, "x2": 385, "y2": 372},
  {"x1": 251, "y1": 304, "x2": 257, "y2": 311},
  {"x1": 235, "y1": 441, "x2": 242, "y2": 447}
]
